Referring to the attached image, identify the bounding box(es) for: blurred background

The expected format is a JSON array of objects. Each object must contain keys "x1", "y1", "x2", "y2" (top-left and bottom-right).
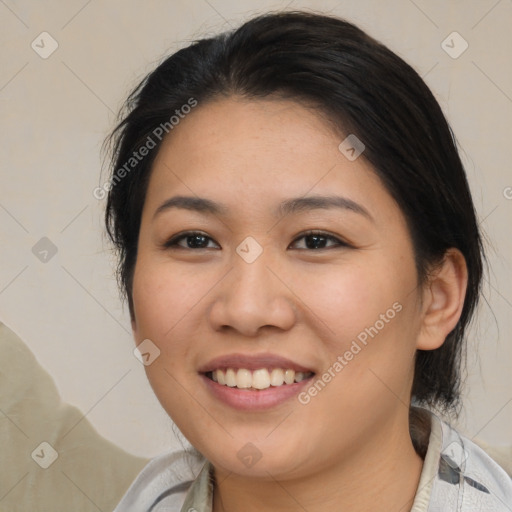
[{"x1": 1, "y1": 0, "x2": 511, "y2": 462}]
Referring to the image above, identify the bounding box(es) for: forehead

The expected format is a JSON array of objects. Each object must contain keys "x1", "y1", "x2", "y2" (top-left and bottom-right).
[
  {"x1": 154, "y1": 97, "x2": 339, "y2": 171},
  {"x1": 144, "y1": 97, "x2": 398, "y2": 225}
]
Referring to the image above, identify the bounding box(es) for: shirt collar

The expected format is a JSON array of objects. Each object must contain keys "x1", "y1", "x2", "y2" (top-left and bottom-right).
[{"x1": 180, "y1": 459, "x2": 214, "y2": 512}]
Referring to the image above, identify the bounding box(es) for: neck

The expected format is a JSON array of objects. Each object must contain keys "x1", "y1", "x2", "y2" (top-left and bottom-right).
[{"x1": 212, "y1": 411, "x2": 426, "y2": 512}]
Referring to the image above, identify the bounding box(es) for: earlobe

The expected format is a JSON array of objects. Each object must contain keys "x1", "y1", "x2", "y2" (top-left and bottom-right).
[{"x1": 416, "y1": 248, "x2": 468, "y2": 351}]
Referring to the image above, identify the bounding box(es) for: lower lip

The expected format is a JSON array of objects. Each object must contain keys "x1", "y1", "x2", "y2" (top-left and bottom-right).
[{"x1": 200, "y1": 374, "x2": 314, "y2": 411}]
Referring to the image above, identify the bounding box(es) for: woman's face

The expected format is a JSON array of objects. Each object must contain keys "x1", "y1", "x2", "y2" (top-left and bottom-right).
[{"x1": 131, "y1": 97, "x2": 427, "y2": 478}]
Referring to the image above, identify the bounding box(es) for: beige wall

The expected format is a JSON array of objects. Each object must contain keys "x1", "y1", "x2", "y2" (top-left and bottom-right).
[{"x1": 0, "y1": 0, "x2": 511, "y2": 458}]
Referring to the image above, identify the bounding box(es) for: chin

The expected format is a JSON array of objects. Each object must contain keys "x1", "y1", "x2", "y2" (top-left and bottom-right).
[{"x1": 200, "y1": 435, "x2": 313, "y2": 481}]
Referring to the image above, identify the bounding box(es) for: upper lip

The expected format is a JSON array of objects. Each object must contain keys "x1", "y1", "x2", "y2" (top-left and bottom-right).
[{"x1": 198, "y1": 353, "x2": 315, "y2": 373}]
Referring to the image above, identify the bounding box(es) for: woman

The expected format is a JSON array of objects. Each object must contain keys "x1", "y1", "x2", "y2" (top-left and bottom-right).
[{"x1": 105, "y1": 11, "x2": 512, "y2": 511}]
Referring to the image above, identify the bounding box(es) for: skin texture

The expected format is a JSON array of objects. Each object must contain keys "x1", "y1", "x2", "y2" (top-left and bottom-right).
[{"x1": 131, "y1": 97, "x2": 468, "y2": 511}]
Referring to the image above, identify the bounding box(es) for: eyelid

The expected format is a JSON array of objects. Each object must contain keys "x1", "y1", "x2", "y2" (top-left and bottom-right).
[
  {"x1": 162, "y1": 229, "x2": 350, "y2": 251},
  {"x1": 288, "y1": 230, "x2": 350, "y2": 250},
  {"x1": 161, "y1": 230, "x2": 220, "y2": 250}
]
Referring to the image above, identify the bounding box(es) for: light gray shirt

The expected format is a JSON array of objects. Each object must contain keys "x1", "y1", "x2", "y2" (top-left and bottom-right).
[{"x1": 113, "y1": 410, "x2": 512, "y2": 511}]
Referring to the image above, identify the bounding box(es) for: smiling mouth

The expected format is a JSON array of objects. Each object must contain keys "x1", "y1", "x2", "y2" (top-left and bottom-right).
[{"x1": 205, "y1": 368, "x2": 315, "y2": 391}]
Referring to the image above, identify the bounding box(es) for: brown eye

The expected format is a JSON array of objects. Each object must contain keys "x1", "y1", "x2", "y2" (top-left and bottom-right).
[
  {"x1": 163, "y1": 231, "x2": 220, "y2": 250},
  {"x1": 289, "y1": 231, "x2": 349, "y2": 250}
]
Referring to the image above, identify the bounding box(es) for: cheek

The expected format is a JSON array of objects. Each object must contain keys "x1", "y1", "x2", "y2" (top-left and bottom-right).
[
  {"x1": 131, "y1": 257, "x2": 209, "y2": 341},
  {"x1": 296, "y1": 256, "x2": 419, "y2": 394},
  {"x1": 294, "y1": 260, "x2": 405, "y2": 346},
  {"x1": 131, "y1": 259, "x2": 205, "y2": 415}
]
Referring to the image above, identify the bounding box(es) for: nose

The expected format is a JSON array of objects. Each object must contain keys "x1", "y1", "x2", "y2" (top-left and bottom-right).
[{"x1": 207, "y1": 248, "x2": 297, "y2": 337}]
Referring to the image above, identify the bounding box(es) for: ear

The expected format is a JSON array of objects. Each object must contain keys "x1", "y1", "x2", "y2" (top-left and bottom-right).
[{"x1": 416, "y1": 248, "x2": 468, "y2": 351}]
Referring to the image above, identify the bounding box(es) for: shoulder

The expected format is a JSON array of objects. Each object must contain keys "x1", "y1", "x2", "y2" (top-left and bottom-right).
[
  {"x1": 431, "y1": 413, "x2": 512, "y2": 510},
  {"x1": 113, "y1": 449, "x2": 206, "y2": 512},
  {"x1": 473, "y1": 438, "x2": 512, "y2": 477}
]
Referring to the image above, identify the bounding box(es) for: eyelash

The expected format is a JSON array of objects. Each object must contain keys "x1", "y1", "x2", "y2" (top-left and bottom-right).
[{"x1": 162, "y1": 230, "x2": 350, "y2": 251}]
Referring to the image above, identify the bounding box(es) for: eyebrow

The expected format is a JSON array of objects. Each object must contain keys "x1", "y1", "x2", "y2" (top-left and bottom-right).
[{"x1": 153, "y1": 194, "x2": 373, "y2": 222}]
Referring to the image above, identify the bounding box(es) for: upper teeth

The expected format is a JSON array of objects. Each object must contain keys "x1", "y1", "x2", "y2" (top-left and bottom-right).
[{"x1": 210, "y1": 368, "x2": 312, "y2": 390}]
